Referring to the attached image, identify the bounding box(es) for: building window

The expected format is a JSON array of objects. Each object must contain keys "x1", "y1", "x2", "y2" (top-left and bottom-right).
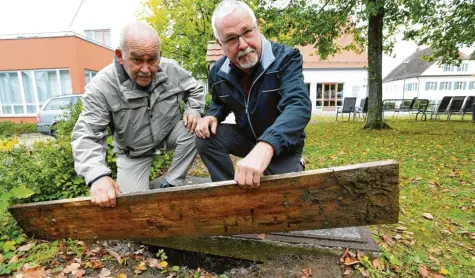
[
  {"x1": 85, "y1": 29, "x2": 111, "y2": 47},
  {"x1": 405, "y1": 83, "x2": 418, "y2": 92},
  {"x1": 425, "y1": 82, "x2": 437, "y2": 90},
  {"x1": 443, "y1": 63, "x2": 468, "y2": 72},
  {"x1": 469, "y1": 81, "x2": 475, "y2": 90},
  {"x1": 454, "y1": 81, "x2": 466, "y2": 90},
  {"x1": 439, "y1": 81, "x2": 451, "y2": 90},
  {"x1": 315, "y1": 83, "x2": 344, "y2": 108},
  {"x1": 0, "y1": 69, "x2": 71, "y2": 116},
  {"x1": 85, "y1": 70, "x2": 98, "y2": 85},
  {"x1": 0, "y1": 72, "x2": 23, "y2": 114},
  {"x1": 316, "y1": 83, "x2": 322, "y2": 107}
]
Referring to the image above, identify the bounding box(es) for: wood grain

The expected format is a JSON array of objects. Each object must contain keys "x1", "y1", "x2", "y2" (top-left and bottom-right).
[{"x1": 9, "y1": 160, "x2": 399, "y2": 240}]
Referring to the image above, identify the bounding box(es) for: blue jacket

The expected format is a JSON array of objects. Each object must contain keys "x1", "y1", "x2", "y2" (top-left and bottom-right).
[{"x1": 207, "y1": 35, "x2": 312, "y2": 156}]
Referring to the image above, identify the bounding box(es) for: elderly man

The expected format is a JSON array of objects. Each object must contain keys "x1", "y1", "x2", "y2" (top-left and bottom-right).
[
  {"x1": 195, "y1": 0, "x2": 311, "y2": 189},
  {"x1": 72, "y1": 22, "x2": 204, "y2": 207}
]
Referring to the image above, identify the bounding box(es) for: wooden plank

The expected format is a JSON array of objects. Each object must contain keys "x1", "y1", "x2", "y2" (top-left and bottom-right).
[{"x1": 9, "y1": 160, "x2": 399, "y2": 241}]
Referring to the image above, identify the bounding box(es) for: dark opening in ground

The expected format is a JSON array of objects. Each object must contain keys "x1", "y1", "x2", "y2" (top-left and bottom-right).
[{"x1": 147, "y1": 244, "x2": 259, "y2": 274}]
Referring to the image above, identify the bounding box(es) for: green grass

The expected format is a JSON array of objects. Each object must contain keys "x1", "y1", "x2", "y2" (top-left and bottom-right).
[{"x1": 304, "y1": 119, "x2": 475, "y2": 277}]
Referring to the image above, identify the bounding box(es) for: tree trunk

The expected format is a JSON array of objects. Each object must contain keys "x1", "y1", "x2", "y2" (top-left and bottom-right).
[{"x1": 364, "y1": 0, "x2": 390, "y2": 129}]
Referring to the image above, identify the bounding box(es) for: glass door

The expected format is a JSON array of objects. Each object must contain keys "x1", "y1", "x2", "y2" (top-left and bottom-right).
[{"x1": 323, "y1": 83, "x2": 337, "y2": 110}]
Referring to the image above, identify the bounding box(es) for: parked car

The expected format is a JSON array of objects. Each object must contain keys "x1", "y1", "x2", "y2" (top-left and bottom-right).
[{"x1": 36, "y1": 95, "x2": 82, "y2": 137}]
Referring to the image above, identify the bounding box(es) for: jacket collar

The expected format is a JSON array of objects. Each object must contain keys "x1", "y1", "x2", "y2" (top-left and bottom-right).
[
  {"x1": 114, "y1": 57, "x2": 168, "y2": 100},
  {"x1": 218, "y1": 34, "x2": 275, "y2": 77}
]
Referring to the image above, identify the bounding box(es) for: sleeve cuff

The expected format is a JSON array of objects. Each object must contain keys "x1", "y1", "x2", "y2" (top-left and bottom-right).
[
  {"x1": 84, "y1": 166, "x2": 112, "y2": 186},
  {"x1": 258, "y1": 133, "x2": 283, "y2": 156}
]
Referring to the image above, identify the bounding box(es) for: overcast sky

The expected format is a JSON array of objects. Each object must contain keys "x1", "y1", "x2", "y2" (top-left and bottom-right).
[{"x1": 0, "y1": 0, "x2": 455, "y2": 77}]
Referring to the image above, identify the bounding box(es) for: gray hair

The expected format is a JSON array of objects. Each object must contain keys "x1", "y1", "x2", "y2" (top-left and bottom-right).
[
  {"x1": 211, "y1": 0, "x2": 257, "y2": 41},
  {"x1": 119, "y1": 22, "x2": 161, "y2": 55}
]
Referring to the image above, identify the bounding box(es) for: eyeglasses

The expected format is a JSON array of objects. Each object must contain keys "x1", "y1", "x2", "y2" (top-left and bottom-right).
[{"x1": 221, "y1": 26, "x2": 257, "y2": 48}]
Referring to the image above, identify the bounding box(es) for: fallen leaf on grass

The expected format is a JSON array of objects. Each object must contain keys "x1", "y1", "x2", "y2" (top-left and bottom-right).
[
  {"x1": 9, "y1": 255, "x2": 19, "y2": 264},
  {"x1": 89, "y1": 260, "x2": 105, "y2": 269},
  {"x1": 73, "y1": 269, "x2": 85, "y2": 278},
  {"x1": 423, "y1": 213, "x2": 434, "y2": 220},
  {"x1": 429, "y1": 256, "x2": 440, "y2": 266},
  {"x1": 199, "y1": 272, "x2": 218, "y2": 278},
  {"x1": 439, "y1": 267, "x2": 450, "y2": 275},
  {"x1": 380, "y1": 234, "x2": 395, "y2": 246},
  {"x1": 98, "y1": 268, "x2": 111, "y2": 278},
  {"x1": 17, "y1": 242, "x2": 36, "y2": 252},
  {"x1": 394, "y1": 226, "x2": 407, "y2": 232},
  {"x1": 340, "y1": 248, "x2": 360, "y2": 266},
  {"x1": 146, "y1": 258, "x2": 168, "y2": 269},
  {"x1": 301, "y1": 268, "x2": 312, "y2": 277},
  {"x1": 134, "y1": 262, "x2": 147, "y2": 274},
  {"x1": 448, "y1": 172, "x2": 457, "y2": 178},
  {"x1": 257, "y1": 233, "x2": 266, "y2": 240},
  {"x1": 418, "y1": 264, "x2": 429, "y2": 277},
  {"x1": 372, "y1": 258, "x2": 384, "y2": 271},
  {"x1": 117, "y1": 274, "x2": 127, "y2": 278},
  {"x1": 17, "y1": 264, "x2": 46, "y2": 278},
  {"x1": 107, "y1": 248, "x2": 122, "y2": 264},
  {"x1": 343, "y1": 266, "x2": 352, "y2": 276},
  {"x1": 63, "y1": 263, "x2": 80, "y2": 274}
]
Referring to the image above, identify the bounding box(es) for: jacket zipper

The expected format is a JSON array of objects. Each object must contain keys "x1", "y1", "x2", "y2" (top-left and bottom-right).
[{"x1": 245, "y1": 70, "x2": 266, "y2": 140}]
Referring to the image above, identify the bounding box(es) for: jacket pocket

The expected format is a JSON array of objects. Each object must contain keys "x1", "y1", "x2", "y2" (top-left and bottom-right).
[{"x1": 110, "y1": 99, "x2": 148, "y2": 140}]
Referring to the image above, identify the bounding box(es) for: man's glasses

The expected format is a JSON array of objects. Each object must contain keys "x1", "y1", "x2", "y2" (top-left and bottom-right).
[{"x1": 221, "y1": 26, "x2": 257, "y2": 48}]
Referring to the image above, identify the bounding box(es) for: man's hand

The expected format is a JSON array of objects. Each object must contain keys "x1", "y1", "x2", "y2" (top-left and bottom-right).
[
  {"x1": 235, "y1": 142, "x2": 274, "y2": 189},
  {"x1": 90, "y1": 176, "x2": 120, "y2": 207},
  {"x1": 195, "y1": 116, "x2": 218, "y2": 139},
  {"x1": 183, "y1": 111, "x2": 201, "y2": 133}
]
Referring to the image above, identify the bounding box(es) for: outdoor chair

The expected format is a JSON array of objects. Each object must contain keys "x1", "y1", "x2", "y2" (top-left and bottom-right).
[
  {"x1": 461, "y1": 96, "x2": 475, "y2": 120},
  {"x1": 355, "y1": 97, "x2": 368, "y2": 121},
  {"x1": 430, "y1": 96, "x2": 453, "y2": 120},
  {"x1": 394, "y1": 97, "x2": 418, "y2": 118},
  {"x1": 447, "y1": 96, "x2": 467, "y2": 120},
  {"x1": 336, "y1": 97, "x2": 357, "y2": 121},
  {"x1": 413, "y1": 99, "x2": 430, "y2": 121}
]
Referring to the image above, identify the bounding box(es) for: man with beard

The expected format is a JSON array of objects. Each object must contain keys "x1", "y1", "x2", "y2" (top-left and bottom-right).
[
  {"x1": 72, "y1": 22, "x2": 204, "y2": 207},
  {"x1": 195, "y1": 0, "x2": 311, "y2": 189}
]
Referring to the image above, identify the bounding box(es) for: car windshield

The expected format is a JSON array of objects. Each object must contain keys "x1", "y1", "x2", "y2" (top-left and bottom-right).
[{"x1": 43, "y1": 98, "x2": 72, "y2": 111}]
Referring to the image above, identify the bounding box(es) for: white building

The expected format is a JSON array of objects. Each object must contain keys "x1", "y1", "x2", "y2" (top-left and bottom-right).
[
  {"x1": 206, "y1": 35, "x2": 368, "y2": 114},
  {"x1": 383, "y1": 48, "x2": 475, "y2": 101}
]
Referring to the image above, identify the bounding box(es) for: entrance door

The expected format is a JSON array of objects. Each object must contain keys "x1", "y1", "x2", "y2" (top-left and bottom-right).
[{"x1": 322, "y1": 83, "x2": 337, "y2": 111}]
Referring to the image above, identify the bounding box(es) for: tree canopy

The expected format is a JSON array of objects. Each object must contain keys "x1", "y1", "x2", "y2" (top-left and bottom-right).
[{"x1": 141, "y1": 0, "x2": 475, "y2": 128}]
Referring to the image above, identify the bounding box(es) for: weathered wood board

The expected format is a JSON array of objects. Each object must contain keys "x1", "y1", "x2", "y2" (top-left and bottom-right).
[{"x1": 9, "y1": 160, "x2": 399, "y2": 241}]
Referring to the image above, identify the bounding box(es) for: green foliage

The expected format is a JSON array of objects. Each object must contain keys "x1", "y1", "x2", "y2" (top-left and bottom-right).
[
  {"x1": 142, "y1": 0, "x2": 260, "y2": 78},
  {"x1": 0, "y1": 100, "x2": 174, "y2": 240},
  {"x1": 0, "y1": 121, "x2": 37, "y2": 138},
  {"x1": 156, "y1": 249, "x2": 168, "y2": 261},
  {"x1": 141, "y1": 0, "x2": 474, "y2": 130}
]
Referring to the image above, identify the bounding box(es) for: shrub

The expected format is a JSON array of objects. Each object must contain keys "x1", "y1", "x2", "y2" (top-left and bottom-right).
[
  {"x1": 0, "y1": 99, "x2": 174, "y2": 238},
  {"x1": 0, "y1": 121, "x2": 36, "y2": 138}
]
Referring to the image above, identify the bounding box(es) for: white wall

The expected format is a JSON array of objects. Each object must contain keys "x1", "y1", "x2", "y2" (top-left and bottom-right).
[
  {"x1": 303, "y1": 68, "x2": 368, "y2": 113},
  {"x1": 421, "y1": 61, "x2": 475, "y2": 76},
  {"x1": 384, "y1": 65, "x2": 475, "y2": 102}
]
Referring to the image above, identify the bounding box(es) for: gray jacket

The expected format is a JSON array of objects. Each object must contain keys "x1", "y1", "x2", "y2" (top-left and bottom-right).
[{"x1": 71, "y1": 58, "x2": 205, "y2": 185}]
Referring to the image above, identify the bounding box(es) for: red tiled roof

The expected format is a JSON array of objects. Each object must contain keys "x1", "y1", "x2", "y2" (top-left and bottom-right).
[
  {"x1": 206, "y1": 34, "x2": 368, "y2": 69},
  {"x1": 206, "y1": 41, "x2": 224, "y2": 62}
]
